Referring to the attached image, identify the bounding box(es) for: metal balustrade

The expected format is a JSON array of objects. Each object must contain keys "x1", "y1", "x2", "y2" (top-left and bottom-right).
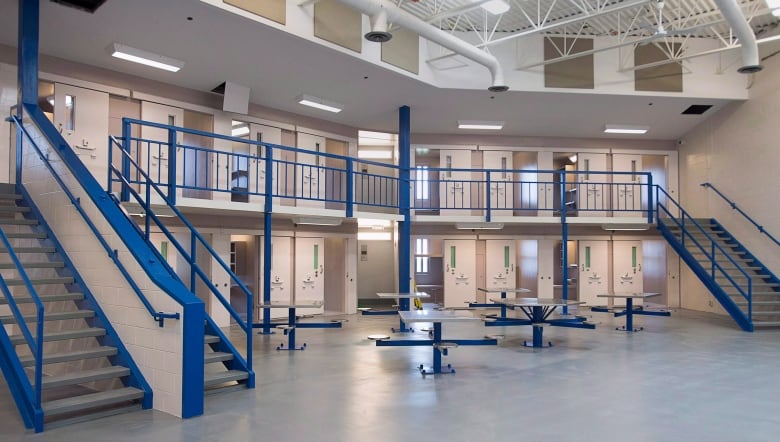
[{"x1": 701, "y1": 182, "x2": 780, "y2": 248}]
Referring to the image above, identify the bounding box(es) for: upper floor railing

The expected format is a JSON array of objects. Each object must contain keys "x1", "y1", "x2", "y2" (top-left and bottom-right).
[
  {"x1": 114, "y1": 119, "x2": 655, "y2": 223},
  {"x1": 701, "y1": 182, "x2": 780, "y2": 248}
]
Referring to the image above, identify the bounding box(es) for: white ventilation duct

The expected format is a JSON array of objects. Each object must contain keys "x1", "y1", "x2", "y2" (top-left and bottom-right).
[
  {"x1": 712, "y1": 0, "x2": 762, "y2": 73},
  {"x1": 335, "y1": 0, "x2": 509, "y2": 92},
  {"x1": 365, "y1": 8, "x2": 391, "y2": 42}
]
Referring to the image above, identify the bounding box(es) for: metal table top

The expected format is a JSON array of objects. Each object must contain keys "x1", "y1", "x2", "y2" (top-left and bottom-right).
[
  {"x1": 377, "y1": 292, "x2": 431, "y2": 299},
  {"x1": 398, "y1": 310, "x2": 480, "y2": 323},
  {"x1": 477, "y1": 287, "x2": 532, "y2": 294},
  {"x1": 257, "y1": 300, "x2": 323, "y2": 308},
  {"x1": 596, "y1": 293, "x2": 661, "y2": 299},
  {"x1": 489, "y1": 297, "x2": 585, "y2": 307}
]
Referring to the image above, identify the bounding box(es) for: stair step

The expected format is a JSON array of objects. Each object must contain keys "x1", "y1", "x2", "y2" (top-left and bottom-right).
[
  {"x1": 204, "y1": 370, "x2": 249, "y2": 387},
  {"x1": 3, "y1": 276, "x2": 74, "y2": 286},
  {"x1": 0, "y1": 193, "x2": 22, "y2": 201},
  {"x1": 0, "y1": 218, "x2": 38, "y2": 225},
  {"x1": 42, "y1": 366, "x2": 130, "y2": 389},
  {"x1": 0, "y1": 261, "x2": 65, "y2": 269},
  {"x1": 0, "y1": 246, "x2": 56, "y2": 254},
  {"x1": 3, "y1": 232, "x2": 47, "y2": 239},
  {"x1": 204, "y1": 352, "x2": 234, "y2": 364},
  {"x1": 204, "y1": 335, "x2": 220, "y2": 345},
  {"x1": 0, "y1": 309, "x2": 95, "y2": 324},
  {"x1": 0, "y1": 206, "x2": 30, "y2": 214},
  {"x1": 9, "y1": 327, "x2": 105, "y2": 345},
  {"x1": 716, "y1": 280, "x2": 779, "y2": 287},
  {"x1": 42, "y1": 387, "x2": 144, "y2": 417},
  {"x1": 752, "y1": 322, "x2": 780, "y2": 327},
  {"x1": 0, "y1": 292, "x2": 84, "y2": 304},
  {"x1": 19, "y1": 347, "x2": 118, "y2": 367},
  {"x1": 734, "y1": 300, "x2": 780, "y2": 306}
]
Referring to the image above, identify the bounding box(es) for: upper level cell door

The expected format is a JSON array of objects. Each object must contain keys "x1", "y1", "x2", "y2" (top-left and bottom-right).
[
  {"x1": 443, "y1": 239, "x2": 476, "y2": 308},
  {"x1": 578, "y1": 240, "x2": 608, "y2": 306},
  {"x1": 54, "y1": 83, "x2": 109, "y2": 183},
  {"x1": 613, "y1": 240, "x2": 644, "y2": 306},
  {"x1": 612, "y1": 154, "x2": 643, "y2": 217},
  {"x1": 483, "y1": 151, "x2": 514, "y2": 213},
  {"x1": 439, "y1": 150, "x2": 472, "y2": 215},
  {"x1": 294, "y1": 237, "x2": 325, "y2": 315},
  {"x1": 296, "y1": 132, "x2": 327, "y2": 208},
  {"x1": 485, "y1": 240, "x2": 516, "y2": 291},
  {"x1": 577, "y1": 153, "x2": 608, "y2": 216},
  {"x1": 249, "y1": 123, "x2": 282, "y2": 207},
  {"x1": 140, "y1": 101, "x2": 184, "y2": 204},
  {"x1": 537, "y1": 151, "x2": 555, "y2": 215}
]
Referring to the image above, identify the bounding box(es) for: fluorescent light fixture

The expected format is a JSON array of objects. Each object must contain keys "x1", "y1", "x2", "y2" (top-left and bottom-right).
[
  {"x1": 481, "y1": 0, "x2": 510, "y2": 15},
  {"x1": 297, "y1": 94, "x2": 342, "y2": 113},
  {"x1": 232, "y1": 125, "x2": 250, "y2": 137},
  {"x1": 110, "y1": 43, "x2": 184, "y2": 72},
  {"x1": 455, "y1": 222, "x2": 504, "y2": 230},
  {"x1": 601, "y1": 224, "x2": 650, "y2": 231},
  {"x1": 358, "y1": 218, "x2": 392, "y2": 229},
  {"x1": 458, "y1": 120, "x2": 505, "y2": 130},
  {"x1": 359, "y1": 131, "x2": 396, "y2": 146},
  {"x1": 569, "y1": 154, "x2": 578, "y2": 163},
  {"x1": 766, "y1": 0, "x2": 780, "y2": 9},
  {"x1": 604, "y1": 124, "x2": 649, "y2": 134},
  {"x1": 357, "y1": 150, "x2": 393, "y2": 159},
  {"x1": 232, "y1": 120, "x2": 245, "y2": 127},
  {"x1": 293, "y1": 216, "x2": 343, "y2": 226},
  {"x1": 358, "y1": 231, "x2": 392, "y2": 241}
]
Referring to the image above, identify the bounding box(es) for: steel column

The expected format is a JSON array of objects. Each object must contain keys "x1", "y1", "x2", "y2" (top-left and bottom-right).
[{"x1": 397, "y1": 106, "x2": 411, "y2": 332}]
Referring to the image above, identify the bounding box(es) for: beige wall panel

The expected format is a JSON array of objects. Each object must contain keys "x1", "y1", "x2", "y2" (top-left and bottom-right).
[
  {"x1": 224, "y1": 0, "x2": 286, "y2": 25},
  {"x1": 381, "y1": 28, "x2": 419, "y2": 74},
  {"x1": 314, "y1": 0, "x2": 362, "y2": 53},
  {"x1": 635, "y1": 44, "x2": 682, "y2": 92},
  {"x1": 544, "y1": 37, "x2": 594, "y2": 89}
]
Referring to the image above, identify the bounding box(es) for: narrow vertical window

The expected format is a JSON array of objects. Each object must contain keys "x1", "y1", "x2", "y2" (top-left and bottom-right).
[
  {"x1": 64, "y1": 95, "x2": 76, "y2": 131},
  {"x1": 313, "y1": 244, "x2": 319, "y2": 269},
  {"x1": 415, "y1": 166, "x2": 429, "y2": 200},
  {"x1": 446, "y1": 155, "x2": 452, "y2": 178},
  {"x1": 501, "y1": 156, "x2": 507, "y2": 179}
]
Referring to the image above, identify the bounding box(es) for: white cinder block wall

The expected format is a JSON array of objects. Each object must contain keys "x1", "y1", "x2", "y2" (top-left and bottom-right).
[
  {"x1": 678, "y1": 55, "x2": 780, "y2": 315},
  {"x1": 20, "y1": 122, "x2": 187, "y2": 417}
]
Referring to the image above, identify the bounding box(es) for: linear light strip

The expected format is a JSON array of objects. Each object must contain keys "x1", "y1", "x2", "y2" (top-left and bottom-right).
[{"x1": 110, "y1": 43, "x2": 184, "y2": 72}]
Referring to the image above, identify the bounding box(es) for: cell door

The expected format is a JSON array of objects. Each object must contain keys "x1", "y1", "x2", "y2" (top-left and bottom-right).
[
  {"x1": 483, "y1": 151, "x2": 513, "y2": 212},
  {"x1": 439, "y1": 150, "x2": 472, "y2": 215},
  {"x1": 261, "y1": 236, "x2": 292, "y2": 319},
  {"x1": 578, "y1": 240, "x2": 609, "y2": 306},
  {"x1": 485, "y1": 240, "x2": 516, "y2": 290},
  {"x1": 537, "y1": 151, "x2": 555, "y2": 214},
  {"x1": 537, "y1": 239, "x2": 555, "y2": 297},
  {"x1": 613, "y1": 240, "x2": 644, "y2": 306},
  {"x1": 612, "y1": 154, "x2": 643, "y2": 217},
  {"x1": 53, "y1": 83, "x2": 109, "y2": 182},
  {"x1": 140, "y1": 102, "x2": 184, "y2": 204},
  {"x1": 577, "y1": 153, "x2": 608, "y2": 216},
  {"x1": 294, "y1": 237, "x2": 325, "y2": 315},
  {"x1": 296, "y1": 132, "x2": 327, "y2": 208},
  {"x1": 443, "y1": 240, "x2": 476, "y2": 308},
  {"x1": 247, "y1": 123, "x2": 282, "y2": 207}
]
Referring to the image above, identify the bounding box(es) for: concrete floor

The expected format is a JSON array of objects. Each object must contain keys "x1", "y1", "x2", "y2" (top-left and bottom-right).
[{"x1": 3, "y1": 308, "x2": 780, "y2": 441}]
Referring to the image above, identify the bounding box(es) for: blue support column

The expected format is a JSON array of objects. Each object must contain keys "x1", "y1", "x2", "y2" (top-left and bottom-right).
[
  {"x1": 397, "y1": 106, "x2": 412, "y2": 332},
  {"x1": 121, "y1": 118, "x2": 132, "y2": 202},
  {"x1": 17, "y1": 0, "x2": 40, "y2": 185},
  {"x1": 167, "y1": 129, "x2": 177, "y2": 205},
  {"x1": 647, "y1": 173, "x2": 654, "y2": 224},
  {"x1": 559, "y1": 169, "x2": 569, "y2": 315},
  {"x1": 260, "y1": 145, "x2": 274, "y2": 335}
]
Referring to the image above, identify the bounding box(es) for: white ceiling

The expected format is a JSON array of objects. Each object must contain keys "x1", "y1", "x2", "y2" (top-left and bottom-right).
[{"x1": 0, "y1": 0, "x2": 772, "y2": 140}]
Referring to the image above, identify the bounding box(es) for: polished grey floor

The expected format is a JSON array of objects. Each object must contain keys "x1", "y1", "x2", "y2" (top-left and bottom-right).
[{"x1": 3, "y1": 308, "x2": 780, "y2": 441}]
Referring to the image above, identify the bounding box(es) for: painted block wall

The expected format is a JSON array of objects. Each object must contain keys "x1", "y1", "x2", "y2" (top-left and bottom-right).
[
  {"x1": 19, "y1": 121, "x2": 187, "y2": 417},
  {"x1": 678, "y1": 54, "x2": 780, "y2": 315}
]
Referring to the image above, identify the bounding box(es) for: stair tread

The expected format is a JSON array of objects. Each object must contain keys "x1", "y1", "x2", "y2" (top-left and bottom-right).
[
  {"x1": 748, "y1": 311, "x2": 780, "y2": 316},
  {"x1": 204, "y1": 370, "x2": 249, "y2": 387},
  {"x1": 3, "y1": 232, "x2": 47, "y2": 239},
  {"x1": 3, "y1": 276, "x2": 75, "y2": 286},
  {"x1": 0, "y1": 193, "x2": 22, "y2": 201},
  {"x1": 204, "y1": 351, "x2": 234, "y2": 364},
  {"x1": 0, "y1": 246, "x2": 56, "y2": 253},
  {"x1": 752, "y1": 321, "x2": 780, "y2": 327},
  {"x1": 42, "y1": 366, "x2": 130, "y2": 389},
  {"x1": 42, "y1": 387, "x2": 144, "y2": 416},
  {"x1": 0, "y1": 261, "x2": 64, "y2": 269},
  {"x1": 9, "y1": 327, "x2": 105, "y2": 345},
  {"x1": 0, "y1": 309, "x2": 95, "y2": 324},
  {"x1": 0, "y1": 206, "x2": 30, "y2": 213},
  {"x1": 0, "y1": 218, "x2": 38, "y2": 225},
  {"x1": 19, "y1": 346, "x2": 118, "y2": 367},
  {"x1": 0, "y1": 292, "x2": 84, "y2": 304},
  {"x1": 204, "y1": 335, "x2": 221, "y2": 344}
]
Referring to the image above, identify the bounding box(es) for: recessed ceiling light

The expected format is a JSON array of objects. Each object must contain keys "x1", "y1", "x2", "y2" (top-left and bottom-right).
[
  {"x1": 481, "y1": 0, "x2": 510, "y2": 15},
  {"x1": 458, "y1": 120, "x2": 505, "y2": 130},
  {"x1": 357, "y1": 150, "x2": 393, "y2": 159},
  {"x1": 604, "y1": 124, "x2": 649, "y2": 134},
  {"x1": 232, "y1": 126, "x2": 250, "y2": 137},
  {"x1": 109, "y1": 43, "x2": 184, "y2": 72},
  {"x1": 297, "y1": 94, "x2": 342, "y2": 113}
]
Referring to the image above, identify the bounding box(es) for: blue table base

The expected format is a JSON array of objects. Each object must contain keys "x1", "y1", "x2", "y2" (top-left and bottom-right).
[
  {"x1": 484, "y1": 305, "x2": 595, "y2": 348},
  {"x1": 253, "y1": 307, "x2": 343, "y2": 350},
  {"x1": 591, "y1": 299, "x2": 671, "y2": 332},
  {"x1": 376, "y1": 322, "x2": 497, "y2": 375}
]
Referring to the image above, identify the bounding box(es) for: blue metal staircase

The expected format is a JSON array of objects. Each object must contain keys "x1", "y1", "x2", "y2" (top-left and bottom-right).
[
  {"x1": 656, "y1": 187, "x2": 780, "y2": 331},
  {"x1": 0, "y1": 183, "x2": 152, "y2": 432}
]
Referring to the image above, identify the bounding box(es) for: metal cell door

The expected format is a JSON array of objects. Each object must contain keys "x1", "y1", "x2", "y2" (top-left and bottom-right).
[
  {"x1": 296, "y1": 132, "x2": 327, "y2": 208},
  {"x1": 294, "y1": 237, "x2": 325, "y2": 315},
  {"x1": 483, "y1": 151, "x2": 513, "y2": 213},
  {"x1": 440, "y1": 150, "x2": 472, "y2": 215},
  {"x1": 54, "y1": 83, "x2": 109, "y2": 181},
  {"x1": 578, "y1": 240, "x2": 608, "y2": 306},
  {"x1": 613, "y1": 240, "x2": 644, "y2": 306},
  {"x1": 140, "y1": 101, "x2": 184, "y2": 204},
  {"x1": 485, "y1": 240, "x2": 516, "y2": 291},
  {"x1": 612, "y1": 154, "x2": 643, "y2": 217},
  {"x1": 443, "y1": 240, "x2": 476, "y2": 308},
  {"x1": 577, "y1": 153, "x2": 608, "y2": 216}
]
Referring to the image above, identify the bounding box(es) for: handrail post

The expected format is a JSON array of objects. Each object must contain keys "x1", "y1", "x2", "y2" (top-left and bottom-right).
[
  {"x1": 167, "y1": 128, "x2": 177, "y2": 205},
  {"x1": 121, "y1": 118, "x2": 132, "y2": 202},
  {"x1": 190, "y1": 231, "x2": 197, "y2": 292},
  {"x1": 559, "y1": 169, "x2": 569, "y2": 314},
  {"x1": 647, "y1": 173, "x2": 654, "y2": 224},
  {"x1": 486, "y1": 170, "x2": 492, "y2": 223},
  {"x1": 346, "y1": 158, "x2": 354, "y2": 218}
]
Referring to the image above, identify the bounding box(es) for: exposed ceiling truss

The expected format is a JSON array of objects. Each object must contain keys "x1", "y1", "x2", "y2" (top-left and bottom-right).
[{"x1": 394, "y1": 0, "x2": 778, "y2": 71}]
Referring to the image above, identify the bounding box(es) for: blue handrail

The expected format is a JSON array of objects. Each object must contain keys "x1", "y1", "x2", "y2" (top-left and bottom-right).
[
  {"x1": 701, "y1": 182, "x2": 780, "y2": 248},
  {"x1": 656, "y1": 185, "x2": 752, "y2": 321},
  {"x1": 11, "y1": 116, "x2": 180, "y2": 327},
  {"x1": 109, "y1": 136, "x2": 253, "y2": 371},
  {"x1": 0, "y1": 229, "x2": 44, "y2": 411}
]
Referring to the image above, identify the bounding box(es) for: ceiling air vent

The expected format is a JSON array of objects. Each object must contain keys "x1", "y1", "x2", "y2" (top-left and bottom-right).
[
  {"x1": 50, "y1": 0, "x2": 107, "y2": 13},
  {"x1": 211, "y1": 82, "x2": 227, "y2": 95},
  {"x1": 681, "y1": 105, "x2": 712, "y2": 115}
]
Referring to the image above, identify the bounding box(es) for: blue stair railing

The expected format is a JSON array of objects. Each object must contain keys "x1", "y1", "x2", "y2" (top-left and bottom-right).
[
  {"x1": 11, "y1": 105, "x2": 206, "y2": 418},
  {"x1": 0, "y1": 229, "x2": 44, "y2": 430},
  {"x1": 700, "y1": 182, "x2": 780, "y2": 248},
  {"x1": 108, "y1": 135, "x2": 253, "y2": 382},
  {"x1": 655, "y1": 185, "x2": 753, "y2": 331}
]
